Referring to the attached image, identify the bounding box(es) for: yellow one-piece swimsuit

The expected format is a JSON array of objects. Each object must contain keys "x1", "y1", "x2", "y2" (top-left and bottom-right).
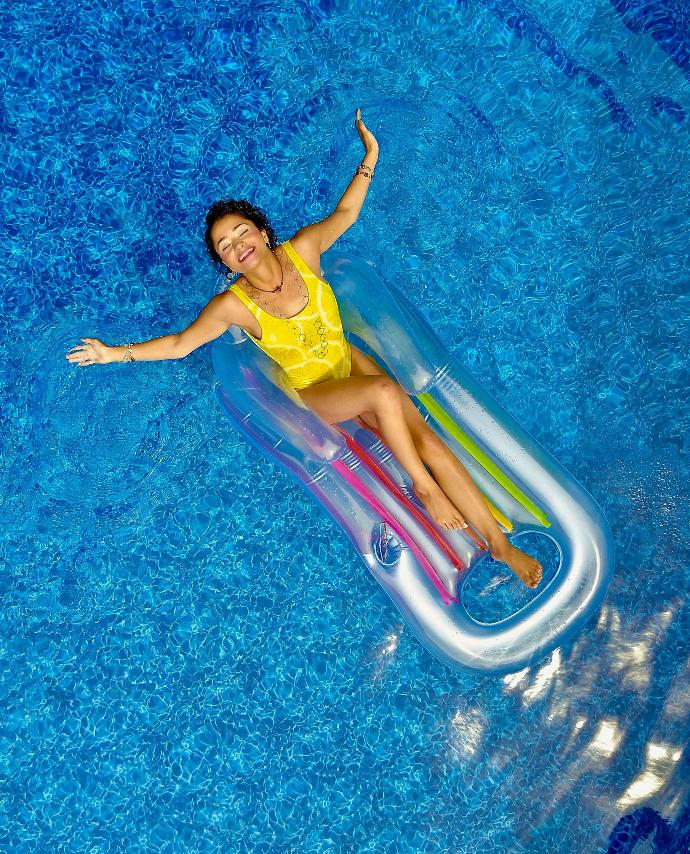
[{"x1": 228, "y1": 240, "x2": 352, "y2": 391}]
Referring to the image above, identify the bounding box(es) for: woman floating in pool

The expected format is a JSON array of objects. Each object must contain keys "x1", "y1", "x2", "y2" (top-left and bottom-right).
[{"x1": 66, "y1": 107, "x2": 542, "y2": 589}]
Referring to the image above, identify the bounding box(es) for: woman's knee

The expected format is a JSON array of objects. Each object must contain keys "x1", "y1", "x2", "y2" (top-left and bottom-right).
[{"x1": 369, "y1": 376, "x2": 404, "y2": 412}]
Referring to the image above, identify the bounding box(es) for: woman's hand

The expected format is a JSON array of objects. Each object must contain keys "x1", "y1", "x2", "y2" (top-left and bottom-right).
[
  {"x1": 355, "y1": 107, "x2": 379, "y2": 154},
  {"x1": 66, "y1": 337, "x2": 112, "y2": 366}
]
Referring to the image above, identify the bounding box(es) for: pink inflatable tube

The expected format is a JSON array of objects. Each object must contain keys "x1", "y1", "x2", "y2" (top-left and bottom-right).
[{"x1": 211, "y1": 253, "x2": 614, "y2": 675}]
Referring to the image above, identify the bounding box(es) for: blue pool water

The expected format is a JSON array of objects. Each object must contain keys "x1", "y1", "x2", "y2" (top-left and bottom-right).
[{"x1": 1, "y1": 0, "x2": 689, "y2": 851}]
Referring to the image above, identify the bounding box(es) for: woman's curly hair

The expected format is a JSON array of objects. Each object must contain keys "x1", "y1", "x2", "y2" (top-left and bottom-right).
[{"x1": 204, "y1": 198, "x2": 279, "y2": 267}]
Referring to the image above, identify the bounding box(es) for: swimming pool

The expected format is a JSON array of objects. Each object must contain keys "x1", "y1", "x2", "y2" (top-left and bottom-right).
[{"x1": 2, "y1": 0, "x2": 688, "y2": 851}]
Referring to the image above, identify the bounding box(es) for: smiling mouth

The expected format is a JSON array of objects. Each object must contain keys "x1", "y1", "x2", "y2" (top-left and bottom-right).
[{"x1": 238, "y1": 247, "x2": 254, "y2": 262}]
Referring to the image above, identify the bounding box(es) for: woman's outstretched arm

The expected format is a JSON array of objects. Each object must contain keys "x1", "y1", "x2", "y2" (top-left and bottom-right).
[
  {"x1": 293, "y1": 107, "x2": 379, "y2": 254},
  {"x1": 65, "y1": 292, "x2": 236, "y2": 366},
  {"x1": 65, "y1": 333, "x2": 181, "y2": 366}
]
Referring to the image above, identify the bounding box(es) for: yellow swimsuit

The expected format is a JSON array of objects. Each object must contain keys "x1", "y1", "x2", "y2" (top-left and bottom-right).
[{"x1": 228, "y1": 240, "x2": 352, "y2": 390}]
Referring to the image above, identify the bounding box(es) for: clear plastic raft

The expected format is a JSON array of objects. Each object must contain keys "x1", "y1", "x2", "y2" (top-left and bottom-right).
[{"x1": 211, "y1": 253, "x2": 615, "y2": 675}]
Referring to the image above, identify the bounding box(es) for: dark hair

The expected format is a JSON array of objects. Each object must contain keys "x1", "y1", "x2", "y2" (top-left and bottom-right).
[{"x1": 204, "y1": 198, "x2": 278, "y2": 266}]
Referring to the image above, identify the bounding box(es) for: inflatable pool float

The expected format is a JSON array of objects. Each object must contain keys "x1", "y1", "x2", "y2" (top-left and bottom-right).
[{"x1": 211, "y1": 253, "x2": 615, "y2": 675}]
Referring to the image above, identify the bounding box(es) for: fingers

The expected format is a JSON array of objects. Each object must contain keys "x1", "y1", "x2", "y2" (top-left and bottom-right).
[
  {"x1": 66, "y1": 339, "x2": 98, "y2": 365},
  {"x1": 67, "y1": 339, "x2": 93, "y2": 354},
  {"x1": 66, "y1": 346, "x2": 88, "y2": 361},
  {"x1": 67, "y1": 351, "x2": 93, "y2": 365},
  {"x1": 354, "y1": 108, "x2": 379, "y2": 151}
]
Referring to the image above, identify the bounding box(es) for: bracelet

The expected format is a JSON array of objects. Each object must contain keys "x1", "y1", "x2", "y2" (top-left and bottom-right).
[
  {"x1": 122, "y1": 343, "x2": 136, "y2": 363},
  {"x1": 355, "y1": 164, "x2": 374, "y2": 180}
]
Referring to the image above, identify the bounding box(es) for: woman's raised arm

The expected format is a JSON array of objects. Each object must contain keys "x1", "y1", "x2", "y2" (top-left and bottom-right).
[{"x1": 293, "y1": 107, "x2": 380, "y2": 255}]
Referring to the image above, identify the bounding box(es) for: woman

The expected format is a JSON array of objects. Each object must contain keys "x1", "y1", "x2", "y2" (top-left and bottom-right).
[{"x1": 67, "y1": 108, "x2": 542, "y2": 589}]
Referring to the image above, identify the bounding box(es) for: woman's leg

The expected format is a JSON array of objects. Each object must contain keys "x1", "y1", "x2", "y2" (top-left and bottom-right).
[
  {"x1": 296, "y1": 373, "x2": 467, "y2": 530},
  {"x1": 348, "y1": 345, "x2": 542, "y2": 588}
]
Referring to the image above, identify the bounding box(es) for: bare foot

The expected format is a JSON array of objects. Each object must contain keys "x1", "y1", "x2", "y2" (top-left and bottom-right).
[
  {"x1": 414, "y1": 482, "x2": 466, "y2": 530},
  {"x1": 490, "y1": 542, "x2": 542, "y2": 588}
]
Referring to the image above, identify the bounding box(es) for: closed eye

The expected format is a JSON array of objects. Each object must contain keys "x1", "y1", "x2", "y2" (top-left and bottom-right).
[{"x1": 220, "y1": 230, "x2": 249, "y2": 253}]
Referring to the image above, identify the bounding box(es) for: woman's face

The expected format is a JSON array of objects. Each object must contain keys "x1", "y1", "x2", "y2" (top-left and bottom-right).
[{"x1": 211, "y1": 214, "x2": 269, "y2": 272}]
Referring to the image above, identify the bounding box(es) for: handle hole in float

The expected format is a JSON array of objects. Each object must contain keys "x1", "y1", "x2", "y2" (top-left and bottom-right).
[
  {"x1": 372, "y1": 523, "x2": 403, "y2": 568},
  {"x1": 461, "y1": 531, "x2": 562, "y2": 625}
]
